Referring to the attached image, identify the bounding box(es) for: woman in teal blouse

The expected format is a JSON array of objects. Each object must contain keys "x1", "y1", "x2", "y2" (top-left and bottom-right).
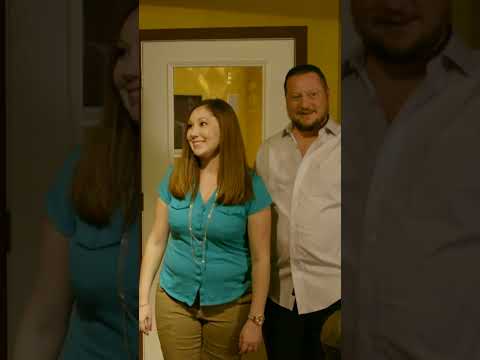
[
  {"x1": 12, "y1": 6, "x2": 140, "y2": 360},
  {"x1": 139, "y1": 99, "x2": 272, "y2": 359}
]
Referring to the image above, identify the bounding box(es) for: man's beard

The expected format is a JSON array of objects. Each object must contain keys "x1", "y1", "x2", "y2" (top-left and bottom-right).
[
  {"x1": 292, "y1": 113, "x2": 328, "y2": 132},
  {"x1": 358, "y1": 23, "x2": 451, "y2": 65}
]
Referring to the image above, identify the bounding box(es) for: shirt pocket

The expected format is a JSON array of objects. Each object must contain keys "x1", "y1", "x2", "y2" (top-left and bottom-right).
[
  {"x1": 168, "y1": 198, "x2": 190, "y2": 235},
  {"x1": 216, "y1": 205, "x2": 246, "y2": 222},
  {"x1": 169, "y1": 197, "x2": 190, "y2": 210},
  {"x1": 212, "y1": 205, "x2": 247, "y2": 243},
  {"x1": 72, "y1": 218, "x2": 123, "y2": 250}
]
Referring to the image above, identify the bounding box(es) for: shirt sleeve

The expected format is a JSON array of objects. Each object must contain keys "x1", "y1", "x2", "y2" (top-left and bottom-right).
[
  {"x1": 247, "y1": 172, "x2": 272, "y2": 215},
  {"x1": 255, "y1": 142, "x2": 266, "y2": 176},
  {"x1": 157, "y1": 165, "x2": 174, "y2": 204},
  {"x1": 46, "y1": 146, "x2": 81, "y2": 237}
]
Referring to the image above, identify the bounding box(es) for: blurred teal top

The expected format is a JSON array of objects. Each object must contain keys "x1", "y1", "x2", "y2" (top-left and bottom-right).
[
  {"x1": 158, "y1": 166, "x2": 272, "y2": 306},
  {"x1": 46, "y1": 147, "x2": 139, "y2": 359}
]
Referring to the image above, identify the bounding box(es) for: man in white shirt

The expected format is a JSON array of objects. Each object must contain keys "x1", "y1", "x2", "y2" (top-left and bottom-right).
[{"x1": 256, "y1": 64, "x2": 341, "y2": 360}]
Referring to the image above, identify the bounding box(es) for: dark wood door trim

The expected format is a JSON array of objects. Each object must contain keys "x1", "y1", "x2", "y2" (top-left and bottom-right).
[
  {"x1": 140, "y1": 26, "x2": 308, "y2": 65},
  {"x1": 1, "y1": 0, "x2": 7, "y2": 357}
]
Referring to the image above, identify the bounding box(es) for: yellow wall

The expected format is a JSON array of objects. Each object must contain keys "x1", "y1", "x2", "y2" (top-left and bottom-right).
[
  {"x1": 453, "y1": 0, "x2": 478, "y2": 48},
  {"x1": 140, "y1": 1, "x2": 340, "y2": 120}
]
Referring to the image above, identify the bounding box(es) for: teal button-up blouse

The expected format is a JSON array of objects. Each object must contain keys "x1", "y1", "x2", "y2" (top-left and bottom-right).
[
  {"x1": 46, "y1": 148, "x2": 139, "y2": 359},
  {"x1": 158, "y1": 166, "x2": 272, "y2": 306}
]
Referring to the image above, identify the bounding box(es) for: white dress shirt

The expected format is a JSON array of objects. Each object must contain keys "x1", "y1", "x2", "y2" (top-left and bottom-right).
[{"x1": 256, "y1": 118, "x2": 341, "y2": 314}]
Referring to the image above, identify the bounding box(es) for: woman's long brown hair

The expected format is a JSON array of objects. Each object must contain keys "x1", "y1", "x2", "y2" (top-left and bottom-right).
[
  {"x1": 71, "y1": 6, "x2": 139, "y2": 228},
  {"x1": 169, "y1": 99, "x2": 253, "y2": 205}
]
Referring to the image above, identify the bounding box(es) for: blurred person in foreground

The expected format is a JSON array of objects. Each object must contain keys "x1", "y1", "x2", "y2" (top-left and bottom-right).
[
  {"x1": 12, "y1": 6, "x2": 140, "y2": 360},
  {"x1": 342, "y1": 0, "x2": 480, "y2": 359}
]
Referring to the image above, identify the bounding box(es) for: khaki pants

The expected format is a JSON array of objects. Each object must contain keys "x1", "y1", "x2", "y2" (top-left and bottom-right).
[{"x1": 155, "y1": 287, "x2": 267, "y2": 360}]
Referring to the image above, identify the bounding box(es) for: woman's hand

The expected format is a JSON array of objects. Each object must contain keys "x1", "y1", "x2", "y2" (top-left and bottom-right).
[
  {"x1": 139, "y1": 198, "x2": 170, "y2": 336},
  {"x1": 238, "y1": 319, "x2": 263, "y2": 354},
  {"x1": 139, "y1": 303, "x2": 152, "y2": 335}
]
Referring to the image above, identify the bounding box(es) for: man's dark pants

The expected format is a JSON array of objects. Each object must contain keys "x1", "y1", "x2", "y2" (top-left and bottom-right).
[{"x1": 263, "y1": 298, "x2": 341, "y2": 360}]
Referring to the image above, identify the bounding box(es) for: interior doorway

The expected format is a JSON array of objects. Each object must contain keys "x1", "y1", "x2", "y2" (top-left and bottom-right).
[{"x1": 140, "y1": 26, "x2": 306, "y2": 360}]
